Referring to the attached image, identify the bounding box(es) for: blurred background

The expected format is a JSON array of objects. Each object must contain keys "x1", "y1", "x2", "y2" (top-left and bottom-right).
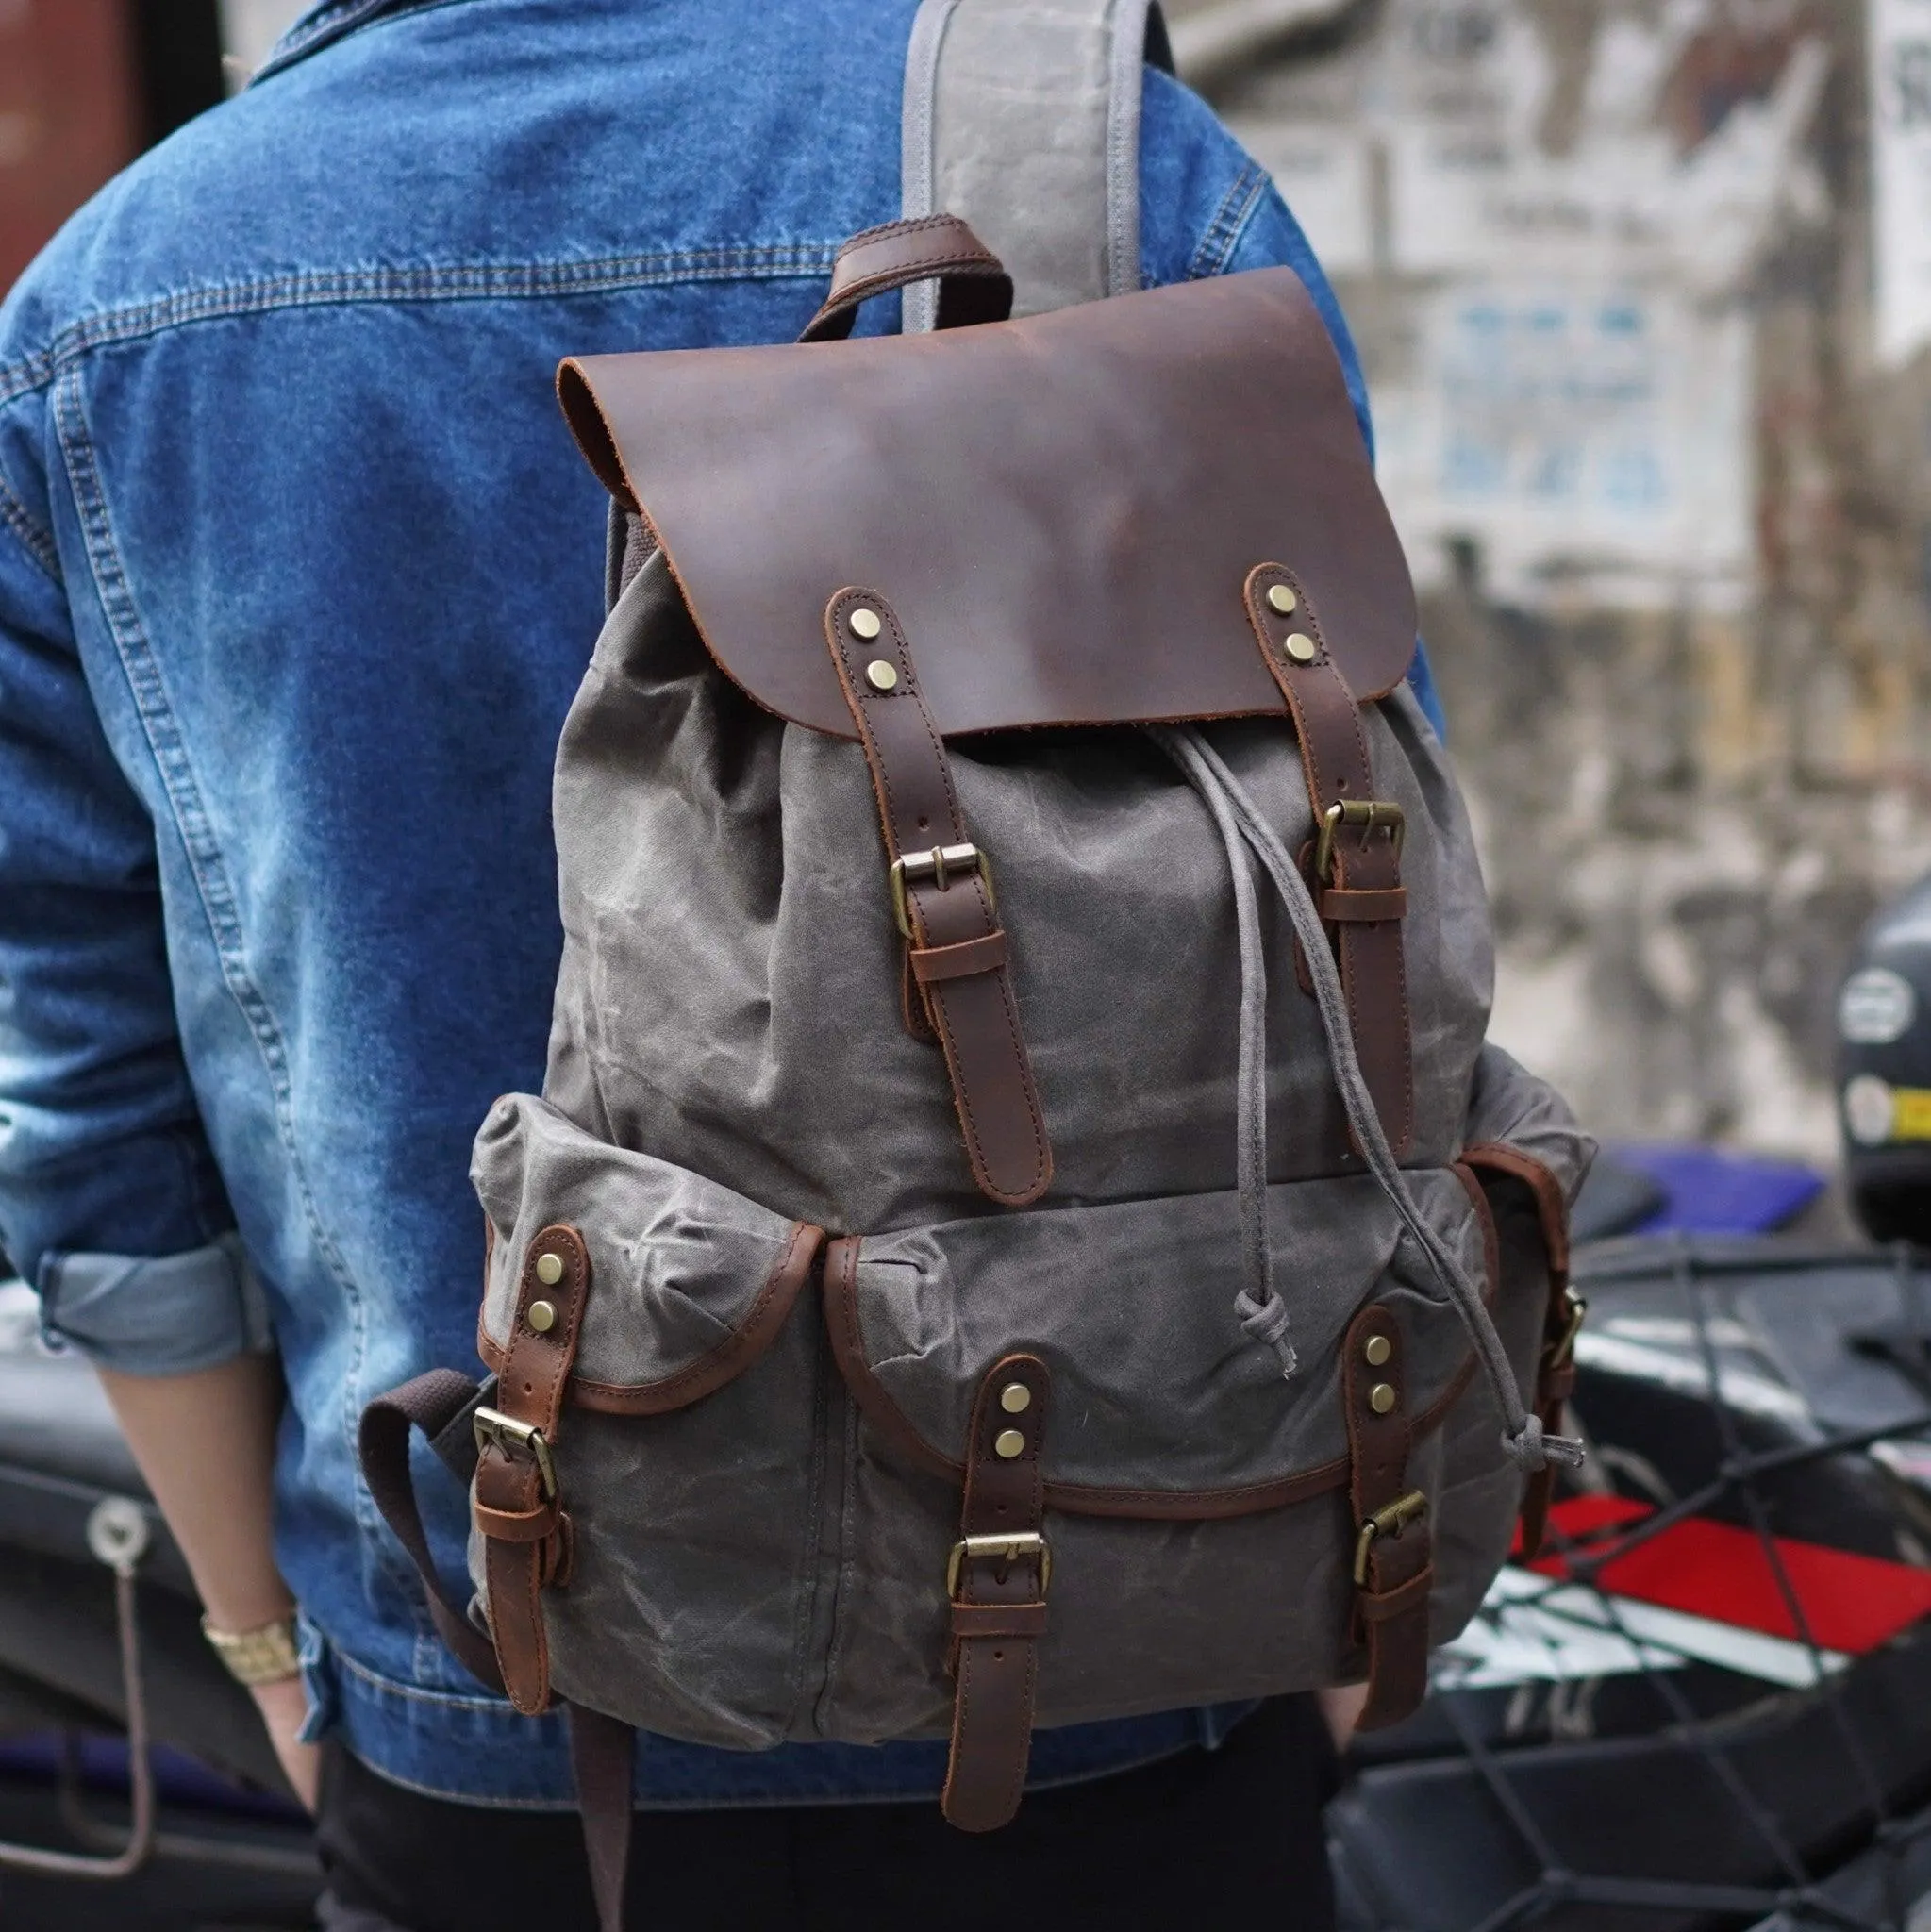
[{"x1": 5, "y1": 0, "x2": 1929, "y2": 1180}]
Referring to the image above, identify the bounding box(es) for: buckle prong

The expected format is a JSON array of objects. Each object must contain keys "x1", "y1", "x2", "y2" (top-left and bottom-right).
[
  {"x1": 889, "y1": 843, "x2": 996, "y2": 939},
  {"x1": 1547, "y1": 1289, "x2": 1588, "y2": 1372},
  {"x1": 474, "y1": 1407, "x2": 558, "y2": 1500},
  {"x1": 1353, "y1": 1488, "x2": 1427, "y2": 1587},
  {"x1": 947, "y1": 1531, "x2": 1050, "y2": 1600},
  {"x1": 1314, "y1": 800, "x2": 1407, "y2": 887}
]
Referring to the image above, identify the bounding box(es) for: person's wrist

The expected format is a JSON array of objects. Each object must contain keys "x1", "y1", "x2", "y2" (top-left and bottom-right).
[{"x1": 202, "y1": 1610, "x2": 302, "y2": 1686}]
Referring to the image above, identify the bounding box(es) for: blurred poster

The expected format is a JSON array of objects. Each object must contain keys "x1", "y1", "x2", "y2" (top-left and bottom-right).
[
  {"x1": 1871, "y1": 0, "x2": 1931, "y2": 365},
  {"x1": 1374, "y1": 282, "x2": 1754, "y2": 608}
]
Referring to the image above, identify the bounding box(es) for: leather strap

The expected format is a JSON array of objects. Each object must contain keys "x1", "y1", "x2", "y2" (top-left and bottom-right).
[
  {"x1": 474, "y1": 1224, "x2": 592, "y2": 1715},
  {"x1": 941, "y1": 1353, "x2": 1052, "y2": 1832},
  {"x1": 1321, "y1": 885, "x2": 1408, "y2": 923},
  {"x1": 568, "y1": 1703, "x2": 636, "y2": 1932},
  {"x1": 800, "y1": 215, "x2": 1013, "y2": 343},
  {"x1": 358, "y1": 1370, "x2": 506, "y2": 1694},
  {"x1": 1244, "y1": 563, "x2": 1414, "y2": 1158},
  {"x1": 912, "y1": 930, "x2": 1009, "y2": 984},
  {"x1": 1343, "y1": 1303, "x2": 1433, "y2": 1731},
  {"x1": 825, "y1": 588, "x2": 1053, "y2": 1207}
]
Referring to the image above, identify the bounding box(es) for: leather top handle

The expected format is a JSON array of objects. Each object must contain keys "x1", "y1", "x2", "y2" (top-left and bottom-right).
[{"x1": 800, "y1": 214, "x2": 1013, "y2": 343}]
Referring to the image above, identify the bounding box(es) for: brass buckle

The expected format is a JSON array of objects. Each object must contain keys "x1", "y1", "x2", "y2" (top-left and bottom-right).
[
  {"x1": 473, "y1": 1407, "x2": 558, "y2": 1500},
  {"x1": 1352, "y1": 1489, "x2": 1427, "y2": 1588},
  {"x1": 1546, "y1": 1289, "x2": 1588, "y2": 1372},
  {"x1": 1313, "y1": 800, "x2": 1407, "y2": 886},
  {"x1": 889, "y1": 843, "x2": 996, "y2": 940},
  {"x1": 946, "y1": 1531, "x2": 1050, "y2": 1601}
]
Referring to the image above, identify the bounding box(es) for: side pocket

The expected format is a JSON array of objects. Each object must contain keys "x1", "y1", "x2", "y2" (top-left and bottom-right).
[
  {"x1": 466, "y1": 1093, "x2": 832, "y2": 1747},
  {"x1": 1460, "y1": 1041, "x2": 1597, "y2": 1562}
]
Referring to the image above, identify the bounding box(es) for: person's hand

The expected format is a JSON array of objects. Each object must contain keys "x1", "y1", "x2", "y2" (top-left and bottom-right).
[
  {"x1": 1318, "y1": 1682, "x2": 1371, "y2": 1751},
  {"x1": 251, "y1": 1674, "x2": 322, "y2": 1812}
]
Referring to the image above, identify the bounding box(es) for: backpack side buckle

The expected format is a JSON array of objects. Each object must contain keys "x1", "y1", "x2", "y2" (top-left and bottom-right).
[
  {"x1": 1353, "y1": 1488, "x2": 1427, "y2": 1588},
  {"x1": 474, "y1": 1407, "x2": 558, "y2": 1501}
]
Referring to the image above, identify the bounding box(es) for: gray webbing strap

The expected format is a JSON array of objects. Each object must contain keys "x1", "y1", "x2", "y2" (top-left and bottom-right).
[{"x1": 901, "y1": 0, "x2": 1164, "y2": 329}]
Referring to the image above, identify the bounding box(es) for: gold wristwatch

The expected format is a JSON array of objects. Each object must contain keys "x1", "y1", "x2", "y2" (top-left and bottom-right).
[{"x1": 201, "y1": 1614, "x2": 302, "y2": 1686}]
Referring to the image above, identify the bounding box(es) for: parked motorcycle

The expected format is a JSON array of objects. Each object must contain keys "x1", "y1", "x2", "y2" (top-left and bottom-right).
[{"x1": 4, "y1": 1162, "x2": 1931, "y2": 1929}]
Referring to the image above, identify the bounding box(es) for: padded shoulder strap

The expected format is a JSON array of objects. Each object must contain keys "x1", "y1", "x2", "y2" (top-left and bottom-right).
[{"x1": 902, "y1": 0, "x2": 1166, "y2": 328}]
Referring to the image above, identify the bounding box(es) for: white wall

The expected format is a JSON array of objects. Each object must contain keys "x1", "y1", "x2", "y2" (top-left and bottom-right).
[{"x1": 218, "y1": 0, "x2": 310, "y2": 88}]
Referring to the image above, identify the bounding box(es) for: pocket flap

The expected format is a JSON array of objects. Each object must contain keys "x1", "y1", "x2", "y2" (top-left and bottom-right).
[
  {"x1": 826, "y1": 1169, "x2": 1493, "y2": 1510},
  {"x1": 473, "y1": 1095, "x2": 821, "y2": 1410}
]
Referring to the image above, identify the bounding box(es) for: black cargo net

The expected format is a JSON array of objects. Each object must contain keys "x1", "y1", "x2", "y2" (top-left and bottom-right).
[{"x1": 1330, "y1": 1237, "x2": 1931, "y2": 1932}]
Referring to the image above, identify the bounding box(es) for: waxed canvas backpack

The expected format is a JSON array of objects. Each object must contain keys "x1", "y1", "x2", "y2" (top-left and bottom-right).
[{"x1": 361, "y1": 6, "x2": 1592, "y2": 1924}]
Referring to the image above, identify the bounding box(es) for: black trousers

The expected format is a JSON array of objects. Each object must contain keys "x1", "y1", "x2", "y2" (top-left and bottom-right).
[{"x1": 316, "y1": 1696, "x2": 1340, "y2": 1932}]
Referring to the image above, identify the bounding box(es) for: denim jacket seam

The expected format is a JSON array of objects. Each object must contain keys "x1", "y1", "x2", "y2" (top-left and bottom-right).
[
  {"x1": 329, "y1": 1635, "x2": 523, "y2": 1715},
  {"x1": 0, "y1": 468, "x2": 58, "y2": 581},
  {"x1": 1187, "y1": 159, "x2": 1269, "y2": 282},
  {"x1": 0, "y1": 247, "x2": 840, "y2": 410},
  {"x1": 51, "y1": 362, "x2": 399, "y2": 1600},
  {"x1": 249, "y1": 0, "x2": 476, "y2": 86}
]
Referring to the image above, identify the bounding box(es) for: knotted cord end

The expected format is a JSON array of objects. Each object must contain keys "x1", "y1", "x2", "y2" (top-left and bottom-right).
[
  {"x1": 1234, "y1": 1287, "x2": 1300, "y2": 1381},
  {"x1": 1501, "y1": 1414, "x2": 1587, "y2": 1474}
]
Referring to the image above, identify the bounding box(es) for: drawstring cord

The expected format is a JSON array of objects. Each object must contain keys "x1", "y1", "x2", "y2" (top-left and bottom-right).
[
  {"x1": 1186, "y1": 717, "x2": 1300, "y2": 1378},
  {"x1": 1151, "y1": 724, "x2": 1585, "y2": 1476}
]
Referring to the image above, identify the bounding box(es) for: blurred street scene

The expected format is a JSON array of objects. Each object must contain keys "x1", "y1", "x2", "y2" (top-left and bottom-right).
[
  {"x1": 1174, "y1": 0, "x2": 1931, "y2": 1164},
  {"x1": 8, "y1": 0, "x2": 1931, "y2": 1165}
]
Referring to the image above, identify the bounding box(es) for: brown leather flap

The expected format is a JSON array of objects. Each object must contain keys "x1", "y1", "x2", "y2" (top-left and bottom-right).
[{"x1": 557, "y1": 267, "x2": 1417, "y2": 740}]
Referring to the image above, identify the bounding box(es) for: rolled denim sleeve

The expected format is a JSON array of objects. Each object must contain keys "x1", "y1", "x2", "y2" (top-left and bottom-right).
[
  {"x1": 0, "y1": 391, "x2": 245, "y2": 1372},
  {"x1": 1140, "y1": 66, "x2": 1447, "y2": 741}
]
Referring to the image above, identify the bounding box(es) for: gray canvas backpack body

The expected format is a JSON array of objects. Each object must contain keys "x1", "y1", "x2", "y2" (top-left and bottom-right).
[{"x1": 362, "y1": 4, "x2": 1592, "y2": 1921}]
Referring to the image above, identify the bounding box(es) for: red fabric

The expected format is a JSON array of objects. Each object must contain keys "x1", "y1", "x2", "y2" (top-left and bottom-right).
[{"x1": 1518, "y1": 1498, "x2": 1931, "y2": 1656}]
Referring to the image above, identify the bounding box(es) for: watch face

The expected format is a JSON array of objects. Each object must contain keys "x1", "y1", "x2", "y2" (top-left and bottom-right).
[
  {"x1": 1843, "y1": 1073, "x2": 1897, "y2": 1147},
  {"x1": 1839, "y1": 967, "x2": 1917, "y2": 1046}
]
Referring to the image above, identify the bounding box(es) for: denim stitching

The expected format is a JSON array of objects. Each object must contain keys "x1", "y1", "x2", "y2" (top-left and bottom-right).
[
  {"x1": 249, "y1": 0, "x2": 468, "y2": 86},
  {"x1": 0, "y1": 468, "x2": 58, "y2": 579},
  {"x1": 1188, "y1": 160, "x2": 1268, "y2": 281},
  {"x1": 51, "y1": 363, "x2": 408, "y2": 1624},
  {"x1": 0, "y1": 246, "x2": 841, "y2": 408},
  {"x1": 330, "y1": 1639, "x2": 524, "y2": 1714}
]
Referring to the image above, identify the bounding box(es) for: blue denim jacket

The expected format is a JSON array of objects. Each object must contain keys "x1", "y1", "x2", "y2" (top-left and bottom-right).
[{"x1": 0, "y1": 0, "x2": 1441, "y2": 1805}]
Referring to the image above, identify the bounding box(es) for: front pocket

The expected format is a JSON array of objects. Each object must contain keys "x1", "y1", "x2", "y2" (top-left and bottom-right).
[
  {"x1": 815, "y1": 1167, "x2": 1495, "y2": 1740},
  {"x1": 829, "y1": 1167, "x2": 1493, "y2": 1504}
]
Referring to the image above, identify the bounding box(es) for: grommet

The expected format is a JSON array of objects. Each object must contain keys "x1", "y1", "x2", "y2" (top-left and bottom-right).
[
  {"x1": 527, "y1": 1299, "x2": 558, "y2": 1335},
  {"x1": 1363, "y1": 1333, "x2": 1392, "y2": 1367},
  {"x1": 849, "y1": 606, "x2": 882, "y2": 640},
  {"x1": 1284, "y1": 632, "x2": 1318, "y2": 664},
  {"x1": 1000, "y1": 1382, "x2": 1032, "y2": 1414},
  {"x1": 535, "y1": 1252, "x2": 564, "y2": 1287},
  {"x1": 994, "y1": 1428, "x2": 1025, "y2": 1459},
  {"x1": 865, "y1": 658, "x2": 899, "y2": 692},
  {"x1": 1266, "y1": 583, "x2": 1298, "y2": 616},
  {"x1": 1369, "y1": 1383, "x2": 1397, "y2": 1415}
]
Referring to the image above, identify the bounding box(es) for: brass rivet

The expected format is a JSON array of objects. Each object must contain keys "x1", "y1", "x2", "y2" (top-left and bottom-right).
[
  {"x1": 865, "y1": 658, "x2": 899, "y2": 692},
  {"x1": 1266, "y1": 583, "x2": 1298, "y2": 616},
  {"x1": 1363, "y1": 1334, "x2": 1391, "y2": 1368},
  {"x1": 994, "y1": 1428, "x2": 1026, "y2": 1459},
  {"x1": 527, "y1": 1299, "x2": 558, "y2": 1335},
  {"x1": 849, "y1": 606, "x2": 882, "y2": 641},
  {"x1": 1284, "y1": 632, "x2": 1318, "y2": 664},
  {"x1": 535, "y1": 1252, "x2": 564, "y2": 1287},
  {"x1": 1000, "y1": 1382, "x2": 1032, "y2": 1415},
  {"x1": 1370, "y1": 1382, "x2": 1397, "y2": 1415}
]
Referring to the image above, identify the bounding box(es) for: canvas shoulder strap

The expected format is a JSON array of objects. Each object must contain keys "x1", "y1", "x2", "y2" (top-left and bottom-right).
[{"x1": 901, "y1": 0, "x2": 1171, "y2": 328}]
